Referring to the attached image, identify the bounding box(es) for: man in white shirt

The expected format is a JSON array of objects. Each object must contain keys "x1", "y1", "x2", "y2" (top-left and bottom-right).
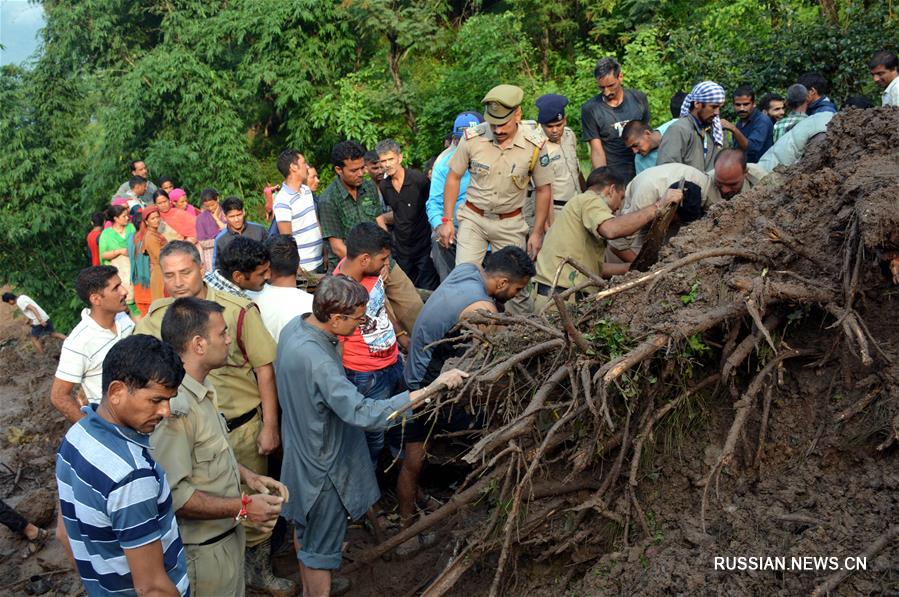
[
  {"x1": 51, "y1": 266, "x2": 133, "y2": 423},
  {"x1": 869, "y1": 50, "x2": 899, "y2": 107},
  {"x1": 3, "y1": 291, "x2": 66, "y2": 354},
  {"x1": 255, "y1": 235, "x2": 313, "y2": 342},
  {"x1": 273, "y1": 149, "x2": 324, "y2": 273}
]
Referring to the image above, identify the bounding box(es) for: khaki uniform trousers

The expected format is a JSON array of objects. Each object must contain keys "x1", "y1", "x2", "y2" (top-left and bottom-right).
[
  {"x1": 455, "y1": 206, "x2": 533, "y2": 314},
  {"x1": 227, "y1": 410, "x2": 268, "y2": 547},
  {"x1": 186, "y1": 525, "x2": 246, "y2": 597}
]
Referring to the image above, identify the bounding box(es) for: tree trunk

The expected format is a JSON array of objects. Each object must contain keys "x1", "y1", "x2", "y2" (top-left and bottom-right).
[{"x1": 388, "y1": 35, "x2": 417, "y2": 133}]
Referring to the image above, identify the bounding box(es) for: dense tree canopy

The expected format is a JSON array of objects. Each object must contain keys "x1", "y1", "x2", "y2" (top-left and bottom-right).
[{"x1": 0, "y1": 0, "x2": 895, "y2": 327}]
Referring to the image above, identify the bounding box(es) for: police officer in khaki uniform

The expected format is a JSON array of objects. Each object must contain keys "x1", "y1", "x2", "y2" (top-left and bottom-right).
[
  {"x1": 135, "y1": 241, "x2": 295, "y2": 595},
  {"x1": 438, "y1": 84, "x2": 554, "y2": 267},
  {"x1": 151, "y1": 297, "x2": 288, "y2": 597},
  {"x1": 535, "y1": 94, "x2": 585, "y2": 223}
]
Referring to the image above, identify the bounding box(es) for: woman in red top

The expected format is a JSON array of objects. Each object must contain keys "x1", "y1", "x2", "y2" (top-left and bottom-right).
[{"x1": 85, "y1": 212, "x2": 105, "y2": 266}]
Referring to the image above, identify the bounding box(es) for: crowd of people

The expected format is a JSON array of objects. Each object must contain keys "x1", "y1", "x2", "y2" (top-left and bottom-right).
[{"x1": 0, "y1": 48, "x2": 895, "y2": 596}]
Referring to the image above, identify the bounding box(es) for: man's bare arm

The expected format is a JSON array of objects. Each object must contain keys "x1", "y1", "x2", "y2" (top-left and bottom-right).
[
  {"x1": 588, "y1": 139, "x2": 607, "y2": 168},
  {"x1": 123, "y1": 541, "x2": 180, "y2": 596},
  {"x1": 328, "y1": 237, "x2": 347, "y2": 259},
  {"x1": 276, "y1": 221, "x2": 292, "y2": 235},
  {"x1": 50, "y1": 378, "x2": 84, "y2": 424}
]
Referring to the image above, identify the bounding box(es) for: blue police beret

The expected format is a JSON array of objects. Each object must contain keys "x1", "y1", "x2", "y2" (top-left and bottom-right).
[{"x1": 535, "y1": 94, "x2": 569, "y2": 124}]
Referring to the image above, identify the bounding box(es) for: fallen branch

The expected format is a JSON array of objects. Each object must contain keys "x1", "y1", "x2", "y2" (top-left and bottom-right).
[
  {"x1": 479, "y1": 339, "x2": 566, "y2": 383},
  {"x1": 811, "y1": 525, "x2": 899, "y2": 597}
]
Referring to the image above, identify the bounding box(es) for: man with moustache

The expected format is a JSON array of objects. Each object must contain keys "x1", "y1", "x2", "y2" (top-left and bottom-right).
[
  {"x1": 657, "y1": 80, "x2": 727, "y2": 171},
  {"x1": 731, "y1": 85, "x2": 774, "y2": 163},
  {"x1": 580, "y1": 57, "x2": 651, "y2": 182}
]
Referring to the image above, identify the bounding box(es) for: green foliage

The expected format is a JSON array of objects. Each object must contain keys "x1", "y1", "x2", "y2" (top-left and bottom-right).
[
  {"x1": 0, "y1": 0, "x2": 895, "y2": 328},
  {"x1": 680, "y1": 281, "x2": 701, "y2": 305}
]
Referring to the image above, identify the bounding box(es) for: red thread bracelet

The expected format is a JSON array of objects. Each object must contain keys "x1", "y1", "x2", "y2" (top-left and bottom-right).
[{"x1": 235, "y1": 493, "x2": 250, "y2": 522}]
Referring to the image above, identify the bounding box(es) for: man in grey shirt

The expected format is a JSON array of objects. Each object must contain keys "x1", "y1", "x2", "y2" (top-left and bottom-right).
[
  {"x1": 115, "y1": 159, "x2": 157, "y2": 203},
  {"x1": 275, "y1": 275, "x2": 466, "y2": 596}
]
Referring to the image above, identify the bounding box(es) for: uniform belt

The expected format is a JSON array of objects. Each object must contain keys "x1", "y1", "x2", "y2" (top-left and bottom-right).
[
  {"x1": 187, "y1": 524, "x2": 237, "y2": 547},
  {"x1": 225, "y1": 407, "x2": 258, "y2": 432},
  {"x1": 535, "y1": 282, "x2": 588, "y2": 302},
  {"x1": 465, "y1": 203, "x2": 522, "y2": 220},
  {"x1": 553, "y1": 199, "x2": 568, "y2": 207}
]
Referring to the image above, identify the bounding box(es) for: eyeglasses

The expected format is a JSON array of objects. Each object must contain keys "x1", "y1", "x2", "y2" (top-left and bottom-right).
[{"x1": 340, "y1": 313, "x2": 368, "y2": 323}]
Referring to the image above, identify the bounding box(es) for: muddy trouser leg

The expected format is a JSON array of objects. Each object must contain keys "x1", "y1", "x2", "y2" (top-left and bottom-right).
[
  {"x1": 484, "y1": 214, "x2": 533, "y2": 315},
  {"x1": 430, "y1": 230, "x2": 456, "y2": 282},
  {"x1": 0, "y1": 499, "x2": 28, "y2": 534},
  {"x1": 185, "y1": 526, "x2": 246, "y2": 597},
  {"x1": 227, "y1": 411, "x2": 270, "y2": 547},
  {"x1": 454, "y1": 208, "x2": 490, "y2": 267}
]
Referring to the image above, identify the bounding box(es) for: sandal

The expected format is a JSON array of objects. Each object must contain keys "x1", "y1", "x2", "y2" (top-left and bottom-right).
[{"x1": 22, "y1": 528, "x2": 49, "y2": 559}]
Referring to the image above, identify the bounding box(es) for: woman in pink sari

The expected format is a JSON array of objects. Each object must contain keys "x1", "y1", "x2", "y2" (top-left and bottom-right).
[
  {"x1": 152, "y1": 189, "x2": 197, "y2": 242},
  {"x1": 169, "y1": 187, "x2": 200, "y2": 216}
]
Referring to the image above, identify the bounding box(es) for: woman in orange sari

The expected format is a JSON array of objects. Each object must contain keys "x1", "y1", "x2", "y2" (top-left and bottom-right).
[{"x1": 135, "y1": 206, "x2": 168, "y2": 304}]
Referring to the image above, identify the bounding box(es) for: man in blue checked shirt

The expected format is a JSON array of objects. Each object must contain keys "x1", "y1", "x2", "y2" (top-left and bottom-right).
[{"x1": 55, "y1": 334, "x2": 190, "y2": 596}]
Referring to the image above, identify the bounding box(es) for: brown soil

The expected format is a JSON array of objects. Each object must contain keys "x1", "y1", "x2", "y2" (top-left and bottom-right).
[{"x1": 2, "y1": 109, "x2": 899, "y2": 596}]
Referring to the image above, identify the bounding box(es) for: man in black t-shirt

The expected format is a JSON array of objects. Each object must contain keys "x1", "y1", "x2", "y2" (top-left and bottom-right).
[
  {"x1": 376, "y1": 139, "x2": 440, "y2": 290},
  {"x1": 580, "y1": 57, "x2": 650, "y2": 182}
]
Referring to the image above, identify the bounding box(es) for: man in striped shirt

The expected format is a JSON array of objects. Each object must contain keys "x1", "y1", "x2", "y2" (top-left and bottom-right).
[
  {"x1": 51, "y1": 266, "x2": 134, "y2": 423},
  {"x1": 274, "y1": 148, "x2": 324, "y2": 273},
  {"x1": 55, "y1": 334, "x2": 190, "y2": 596}
]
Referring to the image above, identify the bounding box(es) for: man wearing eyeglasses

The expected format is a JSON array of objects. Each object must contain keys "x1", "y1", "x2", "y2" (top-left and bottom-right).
[{"x1": 332, "y1": 222, "x2": 410, "y2": 465}]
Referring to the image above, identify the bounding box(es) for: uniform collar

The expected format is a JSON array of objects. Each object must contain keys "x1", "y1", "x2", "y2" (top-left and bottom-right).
[{"x1": 180, "y1": 373, "x2": 216, "y2": 404}]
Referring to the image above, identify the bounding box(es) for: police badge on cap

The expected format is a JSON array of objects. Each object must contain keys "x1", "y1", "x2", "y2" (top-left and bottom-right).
[
  {"x1": 481, "y1": 85, "x2": 524, "y2": 125},
  {"x1": 535, "y1": 94, "x2": 569, "y2": 125}
]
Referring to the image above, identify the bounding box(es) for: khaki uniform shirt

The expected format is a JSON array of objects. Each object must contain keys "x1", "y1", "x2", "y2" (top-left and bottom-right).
[
  {"x1": 136, "y1": 286, "x2": 277, "y2": 420},
  {"x1": 150, "y1": 374, "x2": 241, "y2": 545},
  {"x1": 543, "y1": 127, "x2": 582, "y2": 209},
  {"x1": 703, "y1": 163, "x2": 768, "y2": 206},
  {"x1": 448, "y1": 122, "x2": 553, "y2": 214},
  {"x1": 608, "y1": 163, "x2": 709, "y2": 253},
  {"x1": 534, "y1": 190, "x2": 615, "y2": 290}
]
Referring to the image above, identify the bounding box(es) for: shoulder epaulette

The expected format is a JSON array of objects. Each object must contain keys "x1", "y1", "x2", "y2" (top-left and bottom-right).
[
  {"x1": 146, "y1": 297, "x2": 175, "y2": 316},
  {"x1": 213, "y1": 290, "x2": 253, "y2": 309},
  {"x1": 524, "y1": 126, "x2": 547, "y2": 149},
  {"x1": 464, "y1": 122, "x2": 489, "y2": 140}
]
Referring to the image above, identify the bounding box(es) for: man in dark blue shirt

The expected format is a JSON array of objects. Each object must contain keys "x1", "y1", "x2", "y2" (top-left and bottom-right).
[
  {"x1": 731, "y1": 85, "x2": 773, "y2": 163},
  {"x1": 798, "y1": 72, "x2": 838, "y2": 116}
]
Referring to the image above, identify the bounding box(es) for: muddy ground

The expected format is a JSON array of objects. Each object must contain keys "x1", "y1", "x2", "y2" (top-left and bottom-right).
[{"x1": 1, "y1": 108, "x2": 898, "y2": 597}]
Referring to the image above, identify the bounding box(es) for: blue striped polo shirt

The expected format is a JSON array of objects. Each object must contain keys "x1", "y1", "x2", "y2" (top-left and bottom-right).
[
  {"x1": 273, "y1": 182, "x2": 324, "y2": 270},
  {"x1": 55, "y1": 405, "x2": 189, "y2": 596}
]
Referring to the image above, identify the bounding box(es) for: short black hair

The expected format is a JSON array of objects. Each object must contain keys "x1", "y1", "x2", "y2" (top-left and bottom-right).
[
  {"x1": 312, "y1": 275, "x2": 369, "y2": 322},
  {"x1": 331, "y1": 141, "x2": 366, "y2": 168},
  {"x1": 221, "y1": 196, "x2": 244, "y2": 214},
  {"x1": 90, "y1": 211, "x2": 106, "y2": 228},
  {"x1": 593, "y1": 57, "x2": 621, "y2": 80},
  {"x1": 200, "y1": 188, "x2": 220, "y2": 203},
  {"x1": 159, "y1": 240, "x2": 202, "y2": 266},
  {"x1": 483, "y1": 246, "x2": 535, "y2": 280},
  {"x1": 152, "y1": 189, "x2": 169, "y2": 203},
  {"x1": 346, "y1": 222, "x2": 392, "y2": 259},
  {"x1": 75, "y1": 265, "x2": 120, "y2": 305},
  {"x1": 101, "y1": 334, "x2": 185, "y2": 398},
  {"x1": 2, "y1": 292, "x2": 16, "y2": 303},
  {"x1": 670, "y1": 91, "x2": 688, "y2": 119},
  {"x1": 161, "y1": 297, "x2": 225, "y2": 354},
  {"x1": 868, "y1": 49, "x2": 898, "y2": 71},
  {"x1": 842, "y1": 95, "x2": 874, "y2": 110},
  {"x1": 798, "y1": 72, "x2": 829, "y2": 96},
  {"x1": 277, "y1": 149, "x2": 302, "y2": 178},
  {"x1": 758, "y1": 93, "x2": 784, "y2": 112},
  {"x1": 129, "y1": 160, "x2": 144, "y2": 172},
  {"x1": 266, "y1": 235, "x2": 299, "y2": 278},
  {"x1": 363, "y1": 150, "x2": 380, "y2": 164},
  {"x1": 157, "y1": 176, "x2": 174, "y2": 188},
  {"x1": 621, "y1": 120, "x2": 651, "y2": 141},
  {"x1": 733, "y1": 85, "x2": 755, "y2": 101},
  {"x1": 585, "y1": 167, "x2": 626, "y2": 191},
  {"x1": 217, "y1": 236, "x2": 270, "y2": 278},
  {"x1": 129, "y1": 175, "x2": 147, "y2": 190}
]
